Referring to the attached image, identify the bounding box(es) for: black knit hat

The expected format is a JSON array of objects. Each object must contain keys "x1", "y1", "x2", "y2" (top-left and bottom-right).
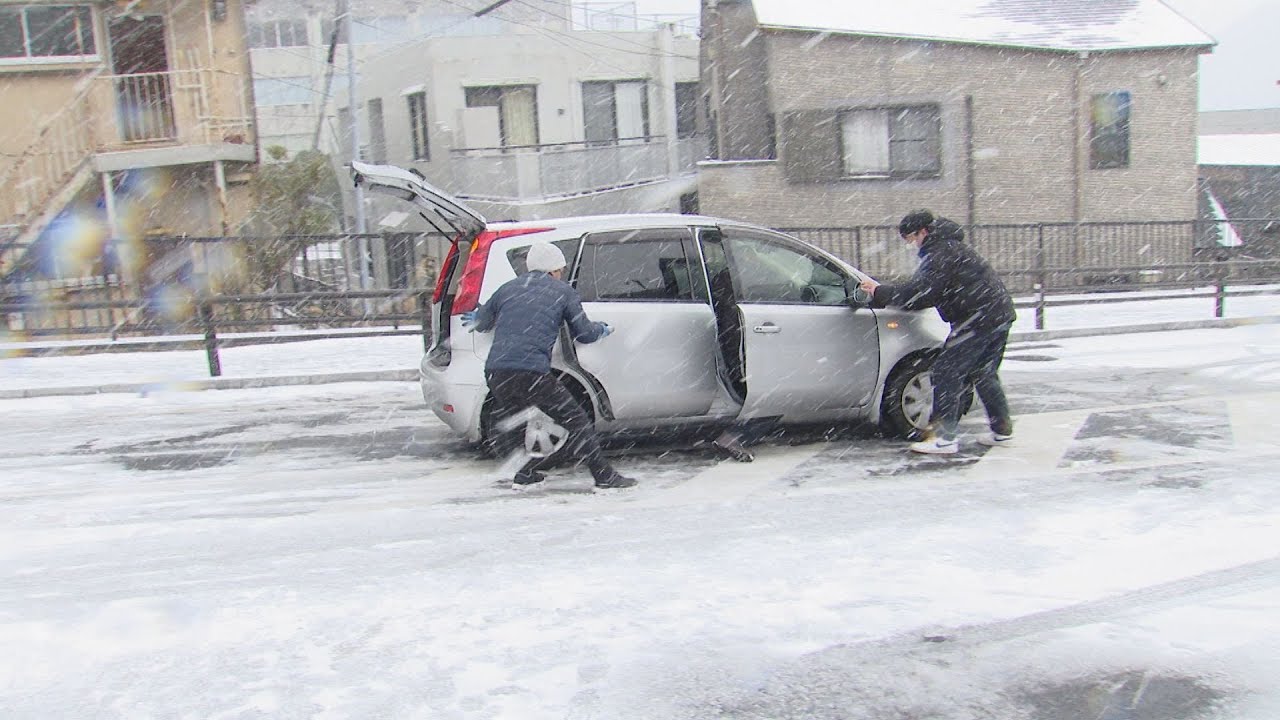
[{"x1": 898, "y1": 209, "x2": 935, "y2": 237}]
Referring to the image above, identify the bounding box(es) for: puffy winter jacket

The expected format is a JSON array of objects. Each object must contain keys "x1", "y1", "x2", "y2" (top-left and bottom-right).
[
  {"x1": 871, "y1": 218, "x2": 1015, "y2": 333},
  {"x1": 471, "y1": 271, "x2": 608, "y2": 373}
]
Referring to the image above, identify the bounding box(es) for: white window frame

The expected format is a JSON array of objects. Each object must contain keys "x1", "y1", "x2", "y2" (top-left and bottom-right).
[
  {"x1": 406, "y1": 90, "x2": 429, "y2": 161},
  {"x1": 0, "y1": 4, "x2": 98, "y2": 65},
  {"x1": 248, "y1": 18, "x2": 308, "y2": 49}
]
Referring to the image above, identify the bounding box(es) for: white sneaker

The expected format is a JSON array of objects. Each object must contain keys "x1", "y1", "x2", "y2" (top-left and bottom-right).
[
  {"x1": 910, "y1": 437, "x2": 959, "y2": 455},
  {"x1": 977, "y1": 432, "x2": 1014, "y2": 447}
]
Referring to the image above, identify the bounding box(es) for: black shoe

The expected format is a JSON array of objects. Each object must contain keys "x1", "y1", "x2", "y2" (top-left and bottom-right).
[
  {"x1": 512, "y1": 470, "x2": 546, "y2": 489},
  {"x1": 593, "y1": 472, "x2": 637, "y2": 490},
  {"x1": 713, "y1": 435, "x2": 754, "y2": 463}
]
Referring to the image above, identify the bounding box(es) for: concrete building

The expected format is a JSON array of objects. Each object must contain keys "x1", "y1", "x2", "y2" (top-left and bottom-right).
[
  {"x1": 697, "y1": 0, "x2": 1215, "y2": 232},
  {"x1": 244, "y1": 0, "x2": 701, "y2": 221}
]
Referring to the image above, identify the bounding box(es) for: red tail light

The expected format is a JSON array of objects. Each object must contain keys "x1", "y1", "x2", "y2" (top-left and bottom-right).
[{"x1": 450, "y1": 227, "x2": 553, "y2": 314}]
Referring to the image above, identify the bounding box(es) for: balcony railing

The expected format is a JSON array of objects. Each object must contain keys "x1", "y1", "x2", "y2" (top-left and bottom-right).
[{"x1": 449, "y1": 136, "x2": 707, "y2": 201}]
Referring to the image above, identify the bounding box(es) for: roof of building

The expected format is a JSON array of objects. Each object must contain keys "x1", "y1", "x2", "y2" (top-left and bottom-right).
[
  {"x1": 1198, "y1": 134, "x2": 1280, "y2": 167},
  {"x1": 749, "y1": 0, "x2": 1215, "y2": 52}
]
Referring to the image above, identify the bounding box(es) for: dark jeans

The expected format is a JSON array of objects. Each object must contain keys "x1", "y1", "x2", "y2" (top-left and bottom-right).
[
  {"x1": 929, "y1": 323, "x2": 1013, "y2": 440},
  {"x1": 485, "y1": 369, "x2": 616, "y2": 481}
]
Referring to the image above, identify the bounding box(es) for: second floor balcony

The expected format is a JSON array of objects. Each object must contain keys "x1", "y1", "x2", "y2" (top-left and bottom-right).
[
  {"x1": 447, "y1": 136, "x2": 708, "y2": 202},
  {"x1": 2, "y1": 67, "x2": 256, "y2": 233}
]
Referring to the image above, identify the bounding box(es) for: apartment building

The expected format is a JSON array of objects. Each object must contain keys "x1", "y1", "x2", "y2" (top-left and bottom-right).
[
  {"x1": 245, "y1": 0, "x2": 702, "y2": 226},
  {"x1": 0, "y1": 0, "x2": 257, "y2": 286}
]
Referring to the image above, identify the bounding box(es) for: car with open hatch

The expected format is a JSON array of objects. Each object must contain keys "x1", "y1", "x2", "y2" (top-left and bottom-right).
[{"x1": 351, "y1": 161, "x2": 948, "y2": 457}]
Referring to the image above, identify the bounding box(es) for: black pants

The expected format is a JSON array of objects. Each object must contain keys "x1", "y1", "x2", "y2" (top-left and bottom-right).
[
  {"x1": 485, "y1": 369, "x2": 615, "y2": 481},
  {"x1": 929, "y1": 323, "x2": 1013, "y2": 440}
]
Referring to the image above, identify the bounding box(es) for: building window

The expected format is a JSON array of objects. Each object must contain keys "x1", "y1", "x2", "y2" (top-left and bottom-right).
[
  {"x1": 583, "y1": 80, "x2": 649, "y2": 145},
  {"x1": 253, "y1": 76, "x2": 313, "y2": 106},
  {"x1": 465, "y1": 85, "x2": 539, "y2": 147},
  {"x1": 1091, "y1": 91, "x2": 1131, "y2": 169},
  {"x1": 675, "y1": 82, "x2": 699, "y2": 139},
  {"x1": 0, "y1": 5, "x2": 96, "y2": 61},
  {"x1": 407, "y1": 91, "x2": 429, "y2": 160},
  {"x1": 839, "y1": 104, "x2": 941, "y2": 178},
  {"x1": 248, "y1": 19, "x2": 307, "y2": 48}
]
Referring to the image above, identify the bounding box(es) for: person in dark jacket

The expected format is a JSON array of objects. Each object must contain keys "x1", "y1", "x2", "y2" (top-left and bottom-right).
[
  {"x1": 859, "y1": 210, "x2": 1016, "y2": 454},
  {"x1": 463, "y1": 242, "x2": 637, "y2": 489}
]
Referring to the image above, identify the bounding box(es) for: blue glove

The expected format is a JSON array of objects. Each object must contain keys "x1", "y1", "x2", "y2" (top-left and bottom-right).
[
  {"x1": 460, "y1": 310, "x2": 478, "y2": 329},
  {"x1": 599, "y1": 322, "x2": 613, "y2": 338}
]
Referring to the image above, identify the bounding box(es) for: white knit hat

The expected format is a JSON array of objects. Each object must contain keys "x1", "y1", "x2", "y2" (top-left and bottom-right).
[{"x1": 525, "y1": 242, "x2": 566, "y2": 273}]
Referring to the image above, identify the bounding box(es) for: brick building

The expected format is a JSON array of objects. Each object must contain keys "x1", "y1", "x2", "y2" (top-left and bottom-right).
[{"x1": 697, "y1": 0, "x2": 1215, "y2": 231}]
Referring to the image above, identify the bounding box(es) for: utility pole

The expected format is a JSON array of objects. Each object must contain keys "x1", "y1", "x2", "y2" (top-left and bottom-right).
[
  {"x1": 336, "y1": 0, "x2": 371, "y2": 306},
  {"x1": 311, "y1": 1, "x2": 340, "y2": 152}
]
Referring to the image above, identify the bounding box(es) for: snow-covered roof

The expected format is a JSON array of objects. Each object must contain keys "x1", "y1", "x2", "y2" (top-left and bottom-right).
[
  {"x1": 750, "y1": 0, "x2": 1215, "y2": 52},
  {"x1": 1198, "y1": 134, "x2": 1280, "y2": 167}
]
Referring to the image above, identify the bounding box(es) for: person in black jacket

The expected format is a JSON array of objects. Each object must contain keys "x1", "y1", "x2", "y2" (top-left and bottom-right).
[
  {"x1": 463, "y1": 242, "x2": 637, "y2": 489},
  {"x1": 859, "y1": 210, "x2": 1016, "y2": 454}
]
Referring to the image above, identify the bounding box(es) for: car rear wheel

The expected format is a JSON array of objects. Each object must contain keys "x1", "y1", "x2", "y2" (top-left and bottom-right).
[{"x1": 880, "y1": 355, "x2": 934, "y2": 439}]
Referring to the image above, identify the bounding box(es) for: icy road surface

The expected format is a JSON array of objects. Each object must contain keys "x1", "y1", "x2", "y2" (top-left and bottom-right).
[{"x1": 2, "y1": 326, "x2": 1279, "y2": 719}]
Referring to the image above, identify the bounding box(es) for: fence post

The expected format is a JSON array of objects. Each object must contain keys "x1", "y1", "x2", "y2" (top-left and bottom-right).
[
  {"x1": 197, "y1": 298, "x2": 222, "y2": 377},
  {"x1": 1034, "y1": 224, "x2": 1047, "y2": 330},
  {"x1": 1215, "y1": 266, "x2": 1227, "y2": 319}
]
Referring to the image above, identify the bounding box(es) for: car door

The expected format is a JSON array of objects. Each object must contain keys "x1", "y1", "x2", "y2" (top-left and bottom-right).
[
  {"x1": 568, "y1": 227, "x2": 721, "y2": 420},
  {"x1": 707, "y1": 226, "x2": 881, "y2": 420}
]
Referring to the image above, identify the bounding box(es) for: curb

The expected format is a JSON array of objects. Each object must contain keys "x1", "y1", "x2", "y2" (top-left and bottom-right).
[{"x1": 0, "y1": 368, "x2": 418, "y2": 400}]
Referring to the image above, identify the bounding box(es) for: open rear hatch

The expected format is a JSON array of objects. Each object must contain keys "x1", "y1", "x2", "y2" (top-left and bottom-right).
[{"x1": 351, "y1": 161, "x2": 488, "y2": 362}]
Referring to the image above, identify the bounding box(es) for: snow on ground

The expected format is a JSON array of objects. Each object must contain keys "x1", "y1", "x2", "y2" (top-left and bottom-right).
[{"x1": 1, "y1": 321, "x2": 1279, "y2": 718}]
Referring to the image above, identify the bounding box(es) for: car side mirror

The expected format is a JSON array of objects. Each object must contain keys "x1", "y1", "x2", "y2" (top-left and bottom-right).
[{"x1": 845, "y1": 277, "x2": 871, "y2": 308}]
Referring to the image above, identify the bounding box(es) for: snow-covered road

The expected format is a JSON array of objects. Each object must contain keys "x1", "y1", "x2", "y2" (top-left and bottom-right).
[{"x1": 2, "y1": 325, "x2": 1279, "y2": 719}]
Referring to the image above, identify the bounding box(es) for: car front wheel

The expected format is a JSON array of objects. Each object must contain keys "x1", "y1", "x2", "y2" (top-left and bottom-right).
[{"x1": 880, "y1": 355, "x2": 934, "y2": 439}]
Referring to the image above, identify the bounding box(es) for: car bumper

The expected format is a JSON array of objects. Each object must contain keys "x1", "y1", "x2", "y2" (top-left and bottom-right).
[{"x1": 420, "y1": 360, "x2": 486, "y2": 442}]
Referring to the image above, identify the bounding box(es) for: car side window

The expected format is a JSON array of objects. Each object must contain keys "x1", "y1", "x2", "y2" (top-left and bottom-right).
[
  {"x1": 577, "y1": 230, "x2": 698, "y2": 303},
  {"x1": 722, "y1": 229, "x2": 848, "y2": 305}
]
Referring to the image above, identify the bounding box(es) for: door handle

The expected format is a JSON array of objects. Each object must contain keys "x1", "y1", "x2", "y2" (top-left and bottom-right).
[{"x1": 753, "y1": 323, "x2": 781, "y2": 334}]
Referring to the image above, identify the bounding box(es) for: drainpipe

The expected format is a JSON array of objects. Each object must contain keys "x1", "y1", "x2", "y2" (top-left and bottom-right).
[
  {"x1": 965, "y1": 94, "x2": 975, "y2": 226},
  {"x1": 1072, "y1": 51, "x2": 1085, "y2": 224},
  {"x1": 214, "y1": 159, "x2": 229, "y2": 235},
  {"x1": 101, "y1": 171, "x2": 129, "y2": 284}
]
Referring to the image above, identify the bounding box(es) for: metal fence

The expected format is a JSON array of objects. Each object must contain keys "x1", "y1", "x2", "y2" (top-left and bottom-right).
[
  {"x1": 782, "y1": 218, "x2": 1280, "y2": 292},
  {"x1": 3, "y1": 219, "x2": 1280, "y2": 376}
]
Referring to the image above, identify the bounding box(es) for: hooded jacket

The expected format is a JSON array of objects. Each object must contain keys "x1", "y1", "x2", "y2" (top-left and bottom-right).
[
  {"x1": 471, "y1": 271, "x2": 608, "y2": 373},
  {"x1": 871, "y1": 218, "x2": 1015, "y2": 333}
]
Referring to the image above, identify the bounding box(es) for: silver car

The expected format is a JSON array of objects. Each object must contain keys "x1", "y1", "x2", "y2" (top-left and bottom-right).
[{"x1": 353, "y1": 161, "x2": 947, "y2": 456}]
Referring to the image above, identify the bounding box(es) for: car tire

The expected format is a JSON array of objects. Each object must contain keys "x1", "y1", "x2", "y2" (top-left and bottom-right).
[{"x1": 880, "y1": 355, "x2": 935, "y2": 440}]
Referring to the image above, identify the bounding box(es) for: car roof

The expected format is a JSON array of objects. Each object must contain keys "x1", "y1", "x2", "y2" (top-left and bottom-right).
[{"x1": 483, "y1": 213, "x2": 766, "y2": 235}]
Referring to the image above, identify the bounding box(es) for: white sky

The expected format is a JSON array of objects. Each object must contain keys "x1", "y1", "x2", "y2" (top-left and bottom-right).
[{"x1": 628, "y1": 0, "x2": 1280, "y2": 111}]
